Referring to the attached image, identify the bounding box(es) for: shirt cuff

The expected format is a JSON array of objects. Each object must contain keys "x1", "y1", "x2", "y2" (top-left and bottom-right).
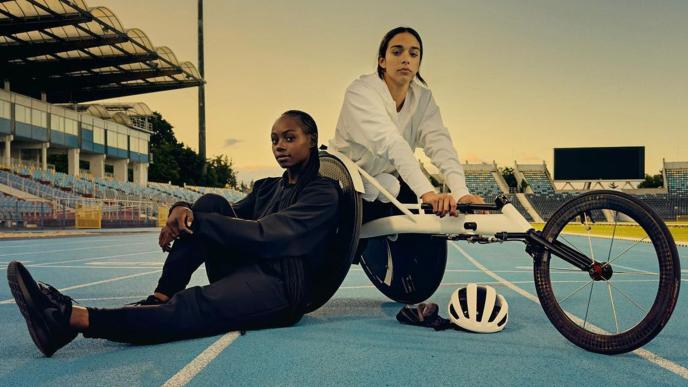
[
  {"x1": 406, "y1": 178, "x2": 436, "y2": 199},
  {"x1": 445, "y1": 174, "x2": 470, "y2": 200}
]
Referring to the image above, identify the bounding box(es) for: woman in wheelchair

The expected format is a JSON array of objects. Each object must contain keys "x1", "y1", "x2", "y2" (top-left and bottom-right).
[
  {"x1": 332, "y1": 26, "x2": 484, "y2": 219},
  {"x1": 7, "y1": 110, "x2": 341, "y2": 357}
]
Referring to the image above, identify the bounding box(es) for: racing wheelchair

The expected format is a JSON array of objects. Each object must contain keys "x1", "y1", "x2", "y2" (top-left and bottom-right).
[{"x1": 307, "y1": 149, "x2": 680, "y2": 355}]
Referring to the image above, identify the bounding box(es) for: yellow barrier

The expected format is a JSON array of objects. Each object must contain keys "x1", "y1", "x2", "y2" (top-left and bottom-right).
[
  {"x1": 157, "y1": 207, "x2": 169, "y2": 227},
  {"x1": 75, "y1": 205, "x2": 102, "y2": 229}
]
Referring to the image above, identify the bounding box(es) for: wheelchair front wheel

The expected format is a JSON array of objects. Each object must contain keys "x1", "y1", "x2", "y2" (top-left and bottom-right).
[{"x1": 533, "y1": 190, "x2": 680, "y2": 354}]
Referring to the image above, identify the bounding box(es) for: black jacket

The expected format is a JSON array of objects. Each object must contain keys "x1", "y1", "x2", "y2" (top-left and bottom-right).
[{"x1": 171, "y1": 176, "x2": 340, "y2": 274}]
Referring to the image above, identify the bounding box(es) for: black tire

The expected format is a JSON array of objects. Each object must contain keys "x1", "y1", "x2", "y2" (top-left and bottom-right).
[
  {"x1": 360, "y1": 233, "x2": 447, "y2": 304},
  {"x1": 533, "y1": 190, "x2": 680, "y2": 354},
  {"x1": 304, "y1": 152, "x2": 362, "y2": 313}
]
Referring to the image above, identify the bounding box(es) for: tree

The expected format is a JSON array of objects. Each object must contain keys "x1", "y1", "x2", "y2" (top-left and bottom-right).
[
  {"x1": 204, "y1": 155, "x2": 237, "y2": 188},
  {"x1": 175, "y1": 144, "x2": 205, "y2": 186},
  {"x1": 501, "y1": 167, "x2": 517, "y2": 188},
  {"x1": 149, "y1": 112, "x2": 178, "y2": 145},
  {"x1": 148, "y1": 111, "x2": 237, "y2": 188},
  {"x1": 638, "y1": 172, "x2": 663, "y2": 188},
  {"x1": 148, "y1": 141, "x2": 180, "y2": 184}
]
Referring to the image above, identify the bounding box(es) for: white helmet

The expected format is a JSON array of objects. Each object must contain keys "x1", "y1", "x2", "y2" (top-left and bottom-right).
[{"x1": 448, "y1": 283, "x2": 509, "y2": 333}]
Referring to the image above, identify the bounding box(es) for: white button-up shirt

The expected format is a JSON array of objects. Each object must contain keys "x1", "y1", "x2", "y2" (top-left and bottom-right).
[{"x1": 332, "y1": 73, "x2": 470, "y2": 201}]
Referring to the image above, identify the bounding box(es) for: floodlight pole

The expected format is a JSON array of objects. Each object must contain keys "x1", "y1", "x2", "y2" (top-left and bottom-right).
[{"x1": 198, "y1": 0, "x2": 207, "y2": 175}]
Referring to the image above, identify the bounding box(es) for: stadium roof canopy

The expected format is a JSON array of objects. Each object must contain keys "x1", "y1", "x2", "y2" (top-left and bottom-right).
[{"x1": 0, "y1": 0, "x2": 202, "y2": 103}]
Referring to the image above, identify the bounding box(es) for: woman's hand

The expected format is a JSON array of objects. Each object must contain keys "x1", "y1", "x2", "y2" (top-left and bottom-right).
[
  {"x1": 457, "y1": 194, "x2": 485, "y2": 205},
  {"x1": 158, "y1": 206, "x2": 194, "y2": 252},
  {"x1": 457, "y1": 194, "x2": 487, "y2": 214},
  {"x1": 420, "y1": 192, "x2": 487, "y2": 218},
  {"x1": 421, "y1": 192, "x2": 457, "y2": 217}
]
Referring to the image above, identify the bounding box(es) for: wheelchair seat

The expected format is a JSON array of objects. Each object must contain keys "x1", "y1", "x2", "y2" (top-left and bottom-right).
[{"x1": 303, "y1": 151, "x2": 362, "y2": 313}]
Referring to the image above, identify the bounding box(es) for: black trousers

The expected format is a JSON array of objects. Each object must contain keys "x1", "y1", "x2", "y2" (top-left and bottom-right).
[
  {"x1": 362, "y1": 179, "x2": 417, "y2": 224},
  {"x1": 354, "y1": 179, "x2": 417, "y2": 262},
  {"x1": 83, "y1": 194, "x2": 298, "y2": 344}
]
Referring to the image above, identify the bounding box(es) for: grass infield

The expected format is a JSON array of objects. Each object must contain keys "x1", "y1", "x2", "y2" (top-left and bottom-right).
[{"x1": 530, "y1": 222, "x2": 688, "y2": 243}]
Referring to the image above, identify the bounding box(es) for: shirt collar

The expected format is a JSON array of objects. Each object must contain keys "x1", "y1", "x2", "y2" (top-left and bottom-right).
[{"x1": 280, "y1": 171, "x2": 296, "y2": 188}]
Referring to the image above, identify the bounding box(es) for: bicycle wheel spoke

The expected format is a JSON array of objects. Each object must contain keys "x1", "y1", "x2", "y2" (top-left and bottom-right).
[
  {"x1": 607, "y1": 282, "x2": 620, "y2": 333},
  {"x1": 606, "y1": 236, "x2": 648, "y2": 266},
  {"x1": 558, "y1": 279, "x2": 595, "y2": 304},
  {"x1": 583, "y1": 281, "x2": 595, "y2": 328},
  {"x1": 612, "y1": 271, "x2": 658, "y2": 276},
  {"x1": 552, "y1": 267, "x2": 587, "y2": 272},
  {"x1": 584, "y1": 214, "x2": 596, "y2": 263},
  {"x1": 613, "y1": 263, "x2": 656, "y2": 275},
  {"x1": 608, "y1": 281, "x2": 648, "y2": 314},
  {"x1": 606, "y1": 211, "x2": 618, "y2": 261},
  {"x1": 559, "y1": 234, "x2": 585, "y2": 257}
]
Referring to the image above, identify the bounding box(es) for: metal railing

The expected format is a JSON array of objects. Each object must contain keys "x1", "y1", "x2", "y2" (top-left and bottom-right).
[{"x1": 0, "y1": 197, "x2": 163, "y2": 229}]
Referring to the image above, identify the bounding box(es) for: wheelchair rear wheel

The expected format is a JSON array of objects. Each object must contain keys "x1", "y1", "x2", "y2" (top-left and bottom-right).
[{"x1": 360, "y1": 233, "x2": 447, "y2": 304}]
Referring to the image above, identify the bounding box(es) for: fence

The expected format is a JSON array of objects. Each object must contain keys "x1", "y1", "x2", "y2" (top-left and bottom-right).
[{"x1": 0, "y1": 197, "x2": 163, "y2": 229}]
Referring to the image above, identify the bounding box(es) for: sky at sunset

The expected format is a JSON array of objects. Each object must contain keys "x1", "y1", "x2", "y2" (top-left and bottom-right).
[{"x1": 94, "y1": 0, "x2": 687, "y2": 183}]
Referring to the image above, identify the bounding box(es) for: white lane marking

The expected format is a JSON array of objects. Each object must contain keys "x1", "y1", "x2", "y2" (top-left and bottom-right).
[
  {"x1": 0, "y1": 269, "x2": 162, "y2": 304},
  {"x1": 1, "y1": 259, "x2": 189, "y2": 270},
  {"x1": 612, "y1": 264, "x2": 657, "y2": 275},
  {"x1": 162, "y1": 332, "x2": 241, "y2": 387},
  {"x1": 334, "y1": 280, "x2": 663, "y2": 291},
  {"x1": 27, "y1": 250, "x2": 159, "y2": 267},
  {"x1": 1, "y1": 265, "x2": 163, "y2": 270},
  {"x1": 450, "y1": 242, "x2": 688, "y2": 380},
  {"x1": 0, "y1": 236, "x2": 149, "y2": 249},
  {"x1": 74, "y1": 295, "x2": 145, "y2": 302},
  {"x1": 86, "y1": 261, "x2": 163, "y2": 266},
  {"x1": 561, "y1": 232, "x2": 688, "y2": 248},
  {"x1": 0, "y1": 241, "x2": 150, "y2": 257},
  {"x1": 355, "y1": 267, "x2": 563, "y2": 274},
  {"x1": 516, "y1": 264, "x2": 661, "y2": 276}
]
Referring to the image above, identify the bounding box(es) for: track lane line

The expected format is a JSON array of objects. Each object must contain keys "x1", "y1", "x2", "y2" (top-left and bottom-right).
[
  {"x1": 0, "y1": 250, "x2": 160, "y2": 270},
  {"x1": 0, "y1": 241, "x2": 151, "y2": 258},
  {"x1": 162, "y1": 332, "x2": 241, "y2": 387},
  {"x1": 28, "y1": 250, "x2": 160, "y2": 267},
  {"x1": 0, "y1": 235, "x2": 153, "y2": 249}
]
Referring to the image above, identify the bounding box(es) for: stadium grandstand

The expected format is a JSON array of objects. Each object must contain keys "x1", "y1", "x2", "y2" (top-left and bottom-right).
[
  {"x1": 0, "y1": 0, "x2": 246, "y2": 228},
  {"x1": 514, "y1": 162, "x2": 577, "y2": 221},
  {"x1": 424, "y1": 161, "x2": 536, "y2": 222},
  {"x1": 510, "y1": 159, "x2": 688, "y2": 222},
  {"x1": 425, "y1": 157, "x2": 687, "y2": 224}
]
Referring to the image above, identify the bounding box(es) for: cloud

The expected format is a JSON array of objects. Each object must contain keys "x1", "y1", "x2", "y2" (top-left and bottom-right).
[
  {"x1": 235, "y1": 165, "x2": 283, "y2": 184},
  {"x1": 224, "y1": 138, "x2": 242, "y2": 147}
]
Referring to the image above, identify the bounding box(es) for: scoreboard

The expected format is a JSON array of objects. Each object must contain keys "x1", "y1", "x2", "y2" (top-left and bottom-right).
[{"x1": 553, "y1": 147, "x2": 645, "y2": 181}]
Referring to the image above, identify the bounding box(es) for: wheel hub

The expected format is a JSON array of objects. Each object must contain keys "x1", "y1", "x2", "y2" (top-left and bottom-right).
[{"x1": 589, "y1": 262, "x2": 613, "y2": 281}]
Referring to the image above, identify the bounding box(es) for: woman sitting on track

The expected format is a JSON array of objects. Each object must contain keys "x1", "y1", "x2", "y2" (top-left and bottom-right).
[
  {"x1": 7, "y1": 110, "x2": 341, "y2": 357},
  {"x1": 332, "y1": 26, "x2": 484, "y2": 221}
]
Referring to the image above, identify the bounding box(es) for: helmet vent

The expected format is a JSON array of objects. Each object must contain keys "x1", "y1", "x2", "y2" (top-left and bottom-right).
[{"x1": 449, "y1": 304, "x2": 460, "y2": 320}]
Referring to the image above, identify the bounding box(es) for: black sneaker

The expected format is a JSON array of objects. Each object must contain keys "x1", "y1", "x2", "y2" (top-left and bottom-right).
[
  {"x1": 6, "y1": 261, "x2": 78, "y2": 357},
  {"x1": 127, "y1": 294, "x2": 166, "y2": 306}
]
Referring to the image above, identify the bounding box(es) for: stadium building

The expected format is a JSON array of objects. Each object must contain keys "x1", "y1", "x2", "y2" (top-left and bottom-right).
[
  {"x1": 1, "y1": 0, "x2": 202, "y2": 184},
  {"x1": 1, "y1": 0, "x2": 249, "y2": 228}
]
